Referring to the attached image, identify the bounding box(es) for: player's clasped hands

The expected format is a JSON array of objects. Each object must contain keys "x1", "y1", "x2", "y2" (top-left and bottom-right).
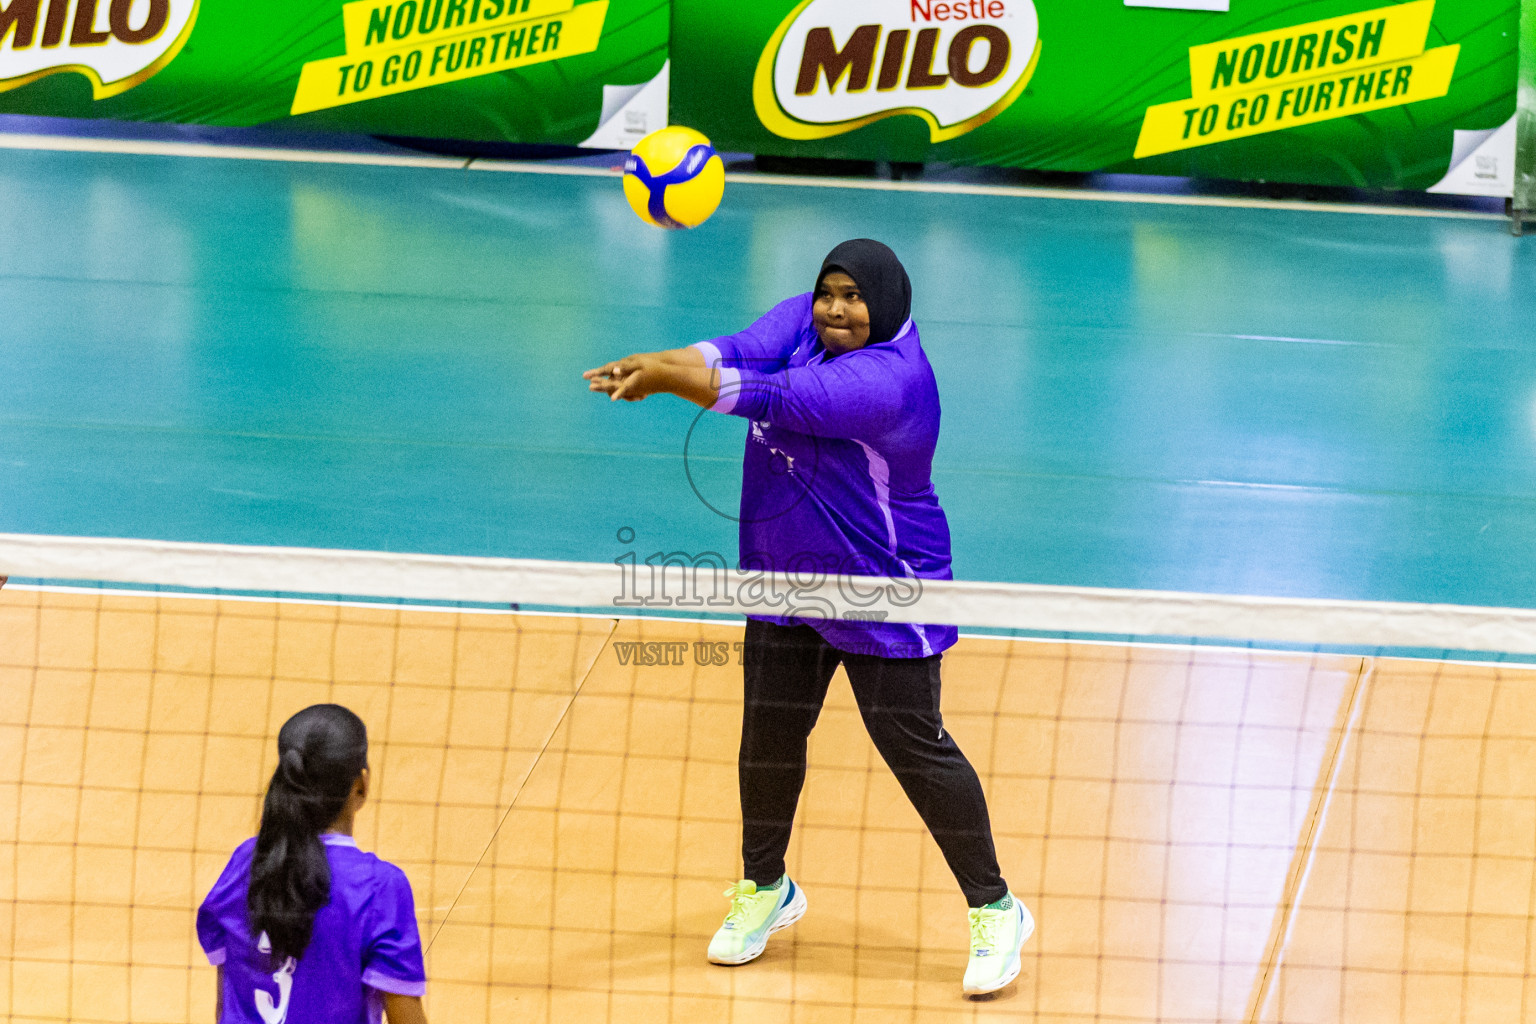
[{"x1": 584, "y1": 353, "x2": 668, "y2": 402}]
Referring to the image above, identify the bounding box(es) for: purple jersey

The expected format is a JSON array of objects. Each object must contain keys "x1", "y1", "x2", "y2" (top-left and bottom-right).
[
  {"x1": 197, "y1": 834, "x2": 426, "y2": 1024},
  {"x1": 695, "y1": 292, "x2": 958, "y2": 659}
]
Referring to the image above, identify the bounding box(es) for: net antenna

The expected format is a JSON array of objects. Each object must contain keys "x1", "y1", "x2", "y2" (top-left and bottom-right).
[{"x1": 1515, "y1": 0, "x2": 1536, "y2": 233}]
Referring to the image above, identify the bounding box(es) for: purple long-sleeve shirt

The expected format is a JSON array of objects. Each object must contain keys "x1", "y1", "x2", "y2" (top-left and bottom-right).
[{"x1": 694, "y1": 292, "x2": 957, "y2": 659}]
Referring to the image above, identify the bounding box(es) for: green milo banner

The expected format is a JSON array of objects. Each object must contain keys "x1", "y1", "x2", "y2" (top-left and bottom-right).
[
  {"x1": 672, "y1": 0, "x2": 1519, "y2": 195},
  {"x1": 0, "y1": 0, "x2": 668, "y2": 147},
  {"x1": 0, "y1": 0, "x2": 1521, "y2": 193}
]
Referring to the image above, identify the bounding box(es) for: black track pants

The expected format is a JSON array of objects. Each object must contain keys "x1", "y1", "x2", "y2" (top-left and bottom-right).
[{"x1": 738, "y1": 619, "x2": 1008, "y2": 908}]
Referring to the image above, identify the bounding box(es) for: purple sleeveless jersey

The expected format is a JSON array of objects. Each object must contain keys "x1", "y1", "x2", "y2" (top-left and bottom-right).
[
  {"x1": 197, "y1": 835, "x2": 426, "y2": 1024},
  {"x1": 694, "y1": 292, "x2": 959, "y2": 660}
]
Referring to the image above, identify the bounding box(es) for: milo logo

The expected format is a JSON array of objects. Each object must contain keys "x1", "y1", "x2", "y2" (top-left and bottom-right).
[
  {"x1": 0, "y1": 0, "x2": 199, "y2": 98},
  {"x1": 754, "y1": 0, "x2": 1040, "y2": 142}
]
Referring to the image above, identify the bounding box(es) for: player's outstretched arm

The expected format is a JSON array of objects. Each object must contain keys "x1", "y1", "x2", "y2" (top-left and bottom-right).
[
  {"x1": 585, "y1": 346, "x2": 704, "y2": 372},
  {"x1": 583, "y1": 349, "x2": 718, "y2": 408},
  {"x1": 655, "y1": 347, "x2": 708, "y2": 367},
  {"x1": 384, "y1": 993, "x2": 428, "y2": 1024}
]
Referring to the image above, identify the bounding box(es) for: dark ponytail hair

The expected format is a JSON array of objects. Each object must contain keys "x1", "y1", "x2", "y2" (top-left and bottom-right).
[{"x1": 248, "y1": 704, "x2": 368, "y2": 963}]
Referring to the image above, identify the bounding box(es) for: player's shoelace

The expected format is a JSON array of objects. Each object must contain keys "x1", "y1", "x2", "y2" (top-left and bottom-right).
[
  {"x1": 722, "y1": 881, "x2": 763, "y2": 927},
  {"x1": 968, "y1": 907, "x2": 1002, "y2": 953}
]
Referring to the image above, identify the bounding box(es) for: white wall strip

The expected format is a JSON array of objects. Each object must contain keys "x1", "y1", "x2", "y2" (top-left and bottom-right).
[
  {"x1": 465, "y1": 158, "x2": 1502, "y2": 221},
  {"x1": 0, "y1": 132, "x2": 468, "y2": 169},
  {"x1": 0, "y1": 131, "x2": 1502, "y2": 221},
  {"x1": 720, "y1": 171, "x2": 1504, "y2": 221},
  {"x1": 3, "y1": 533, "x2": 1535, "y2": 654},
  {"x1": 468, "y1": 158, "x2": 619, "y2": 177}
]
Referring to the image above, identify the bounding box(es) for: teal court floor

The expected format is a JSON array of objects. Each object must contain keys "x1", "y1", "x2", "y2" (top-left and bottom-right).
[{"x1": 1, "y1": 145, "x2": 1534, "y2": 609}]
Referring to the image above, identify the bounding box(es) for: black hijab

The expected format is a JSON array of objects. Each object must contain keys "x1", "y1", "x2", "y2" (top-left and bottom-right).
[{"x1": 816, "y1": 239, "x2": 912, "y2": 346}]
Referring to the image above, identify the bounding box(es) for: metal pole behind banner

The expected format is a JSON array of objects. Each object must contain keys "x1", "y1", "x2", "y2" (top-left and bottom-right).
[{"x1": 1515, "y1": 0, "x2": 1536, "y2": 233}]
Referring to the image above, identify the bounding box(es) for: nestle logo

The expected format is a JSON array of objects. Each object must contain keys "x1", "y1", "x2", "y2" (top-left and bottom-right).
[
  {"x1": 910, "y1": 0, "x2": 1007, "y2": 21},
  {"x1": 757, "y1": 0, "x2": 1039, "y2": 144}
]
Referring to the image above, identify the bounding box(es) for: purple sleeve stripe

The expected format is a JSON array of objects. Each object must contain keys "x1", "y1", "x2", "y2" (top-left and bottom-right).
[
  {"x1": 711, "y1": 367, "x2": 740, "y2": 414},
  {"x1": 692, "y1": 340, "x2": 724, "y2": 368},
  {"x1": 204, "y1": 948, "x2": 226, "y2": 966},
  {"x1": 362, "y1": 970, "x2": 427, "y2": 997}
]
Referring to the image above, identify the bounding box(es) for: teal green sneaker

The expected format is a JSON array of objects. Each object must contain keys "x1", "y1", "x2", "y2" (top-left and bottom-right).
[
  {"x1": 706, "y1": 876, "x2": 807, "y2": 965},
  {"x1": 962, "y1": 892, "x2": 1033, "y2": 995}
]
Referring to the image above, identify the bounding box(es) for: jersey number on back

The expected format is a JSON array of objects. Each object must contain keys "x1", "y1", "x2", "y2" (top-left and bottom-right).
[{"x1": 255, "y1": 932, "x2": 297, "y2": 1024}]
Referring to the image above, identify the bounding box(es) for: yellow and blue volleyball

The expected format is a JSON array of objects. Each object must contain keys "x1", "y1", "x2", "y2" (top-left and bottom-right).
[{"x1": 622, "y1": 126, "x2": 725, "y2": 230}]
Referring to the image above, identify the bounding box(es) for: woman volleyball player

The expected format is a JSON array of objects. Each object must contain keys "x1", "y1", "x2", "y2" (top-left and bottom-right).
[
  {"x1": 198, "y1": 705, "x2": 429, "y2": 1022},
  {"x1": 584, "y1": 238, "x2": 1032, "y2": 995}
]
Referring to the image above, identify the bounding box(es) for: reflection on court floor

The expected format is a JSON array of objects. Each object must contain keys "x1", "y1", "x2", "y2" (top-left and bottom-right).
[{"x1": 2, "y1": 589, "x2": 1532, "y2": 1023}]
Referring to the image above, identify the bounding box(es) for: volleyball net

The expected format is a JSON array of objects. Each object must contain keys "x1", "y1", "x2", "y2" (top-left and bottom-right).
[{"x1": 2, "y1": 532, "x2": 1534, "y2": 1024}]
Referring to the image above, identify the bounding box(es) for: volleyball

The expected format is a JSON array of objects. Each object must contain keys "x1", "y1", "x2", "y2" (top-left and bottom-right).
[{"x1": 622, "y1": 125, "x2": 725, "y2": 230}]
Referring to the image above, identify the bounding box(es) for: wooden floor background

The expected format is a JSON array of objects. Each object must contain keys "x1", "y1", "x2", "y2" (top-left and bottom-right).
[{"x1": 2, "y1": 587, "x2": 1532, "y2": 1023}]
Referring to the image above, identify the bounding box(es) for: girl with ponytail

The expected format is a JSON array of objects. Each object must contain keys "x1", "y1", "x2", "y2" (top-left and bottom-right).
[{"x1": 197, "y1": 705, "x2": 429, "y2": 1023}]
